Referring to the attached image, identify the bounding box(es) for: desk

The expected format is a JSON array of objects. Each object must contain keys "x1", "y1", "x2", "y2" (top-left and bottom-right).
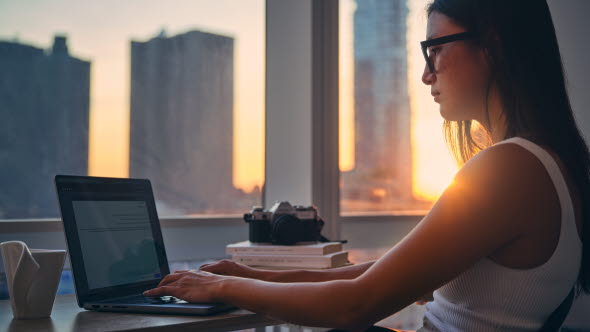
[{"x1": 0, "y1": 294, "x2": 282, "y2": 332}]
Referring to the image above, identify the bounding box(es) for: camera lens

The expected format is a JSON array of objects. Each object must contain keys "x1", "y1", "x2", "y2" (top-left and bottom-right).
[{"x1": 271, "y1": 214, "x2": 305, "y2": 245}]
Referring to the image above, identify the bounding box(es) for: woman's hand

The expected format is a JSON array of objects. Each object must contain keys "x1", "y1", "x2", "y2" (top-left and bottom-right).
[
  {"x1": 143, "y1": 270, "x2": 226, "y2": 303},
  {"x1": 199, "y1": 259, "x2": 261, "y2": 279}
]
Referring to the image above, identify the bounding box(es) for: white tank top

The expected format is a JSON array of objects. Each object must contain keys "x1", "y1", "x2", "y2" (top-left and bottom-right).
[{"x1": 420, "y1": 137, "x2": 582, "y2": 332}]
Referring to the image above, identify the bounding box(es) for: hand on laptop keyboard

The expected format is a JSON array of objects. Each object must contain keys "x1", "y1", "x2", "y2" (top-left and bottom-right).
[
  {"x1": 145, "y1": 295, "x2": 176, "y2": 303},
  {"x1": 144, "y1": 295, "x2": 186, "y2": 304}
]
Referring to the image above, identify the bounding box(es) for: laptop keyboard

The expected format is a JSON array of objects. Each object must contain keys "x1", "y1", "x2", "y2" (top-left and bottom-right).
[
  {"x1": 138, "y1": 295, "x2": 188, "y2": 305},
  {"x1": 106, "y1": 295, "x2": 188, "y2": 305}
]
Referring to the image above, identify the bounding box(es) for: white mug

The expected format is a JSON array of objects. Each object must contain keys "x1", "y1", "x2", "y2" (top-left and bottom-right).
[{"x1": 0, "y1": 241, "x2": 66, "y2": 319}]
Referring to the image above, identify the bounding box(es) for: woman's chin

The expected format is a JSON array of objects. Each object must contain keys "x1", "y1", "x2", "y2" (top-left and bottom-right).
[
  {"x1": 439, "y1": 105, "x2": 453, "y2": 121},
  {"x1": 439, "y1": 105, "x2": 468, "y2": 122}
]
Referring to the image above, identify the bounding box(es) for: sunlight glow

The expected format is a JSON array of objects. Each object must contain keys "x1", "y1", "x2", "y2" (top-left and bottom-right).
[
  {"x1": 1, "y1": 0, "x2": 460, "y2": 201},
  {"x1": 338, "y1": 0, "x2": 459, "y2": 203}
]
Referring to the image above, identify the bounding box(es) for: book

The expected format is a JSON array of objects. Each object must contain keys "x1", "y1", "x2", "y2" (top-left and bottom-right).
[
  {"x1": 231, "y1": 251, "x2": 349, "y2": 269},
  {"x1": 226, "y1": 241, "x2": 343, "y2": 256}
]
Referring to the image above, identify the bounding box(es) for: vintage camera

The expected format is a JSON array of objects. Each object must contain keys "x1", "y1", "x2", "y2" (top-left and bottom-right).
[{"x1": 243, "y1": 201, "x2": 325, "y2": 245}]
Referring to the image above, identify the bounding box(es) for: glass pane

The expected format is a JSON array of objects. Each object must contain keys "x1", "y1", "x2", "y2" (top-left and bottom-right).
[
  {"x1": 0, "y1": 0, "x2": 265, "y2": 219},
  {"x1": 339, "y1": 0, "x2": 458, "y2": 215}
]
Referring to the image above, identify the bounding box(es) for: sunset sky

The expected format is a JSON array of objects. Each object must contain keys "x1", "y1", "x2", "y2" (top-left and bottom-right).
[
  {"x1": 0, "y1": 0, "x2": 458, "y2": 202},
  {"x1": 340, "y1": 0, "x2": 458, "y2": 201}
]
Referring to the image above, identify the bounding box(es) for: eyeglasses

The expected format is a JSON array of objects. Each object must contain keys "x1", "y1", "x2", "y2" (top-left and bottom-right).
[{"x1": 420, "y1": 31, "x2": 477, "y2": 73}]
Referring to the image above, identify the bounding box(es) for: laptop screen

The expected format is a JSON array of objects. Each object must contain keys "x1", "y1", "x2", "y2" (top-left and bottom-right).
[
  {"x1": 72, "y1": 200, "x2": 162, "y2": 289},
  {"x1": 56, "y1": 175, "x2": 169, "y2": 301}
]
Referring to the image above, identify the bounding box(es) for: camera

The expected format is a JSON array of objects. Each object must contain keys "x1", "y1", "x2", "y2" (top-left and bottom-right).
[{"x1": 243, "y1": 201, "x2": 326, "y2": 245}]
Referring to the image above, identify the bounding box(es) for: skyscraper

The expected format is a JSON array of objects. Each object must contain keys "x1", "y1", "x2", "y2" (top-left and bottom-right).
[
  {"x1": 0, "y1": 36, "x2": 90, "y2": 218},
  {"x1": 129, "y1": 30, "x2": 235, "y2": 215},
  {"x1": 343, "y1": 0, "x2": 413, "y2": 208}
]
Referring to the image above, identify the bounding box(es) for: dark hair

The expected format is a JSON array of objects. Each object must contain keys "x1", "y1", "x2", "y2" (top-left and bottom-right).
[{"x1": 426, "y1": 0, "x2": 590, "y2": 294}]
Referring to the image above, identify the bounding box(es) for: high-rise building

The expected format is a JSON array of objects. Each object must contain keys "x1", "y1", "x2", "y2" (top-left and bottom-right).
[
  {"x1": 0, "y1": 36, "x2": 90, "y2": 218},
  {"x1": 129, "y1": 30, "x2": 235, "y2": 215},
  {"x1": 342, "y1": 0, "x2": 413, "y2": 208}
]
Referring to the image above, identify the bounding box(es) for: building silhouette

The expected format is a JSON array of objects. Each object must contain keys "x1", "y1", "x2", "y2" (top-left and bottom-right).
[
  {"x1": 129, "y1": 30, "x2": 236, "y2": 215},
  {"x1": 0, "y1": 36, "x2": 90, "y2": 218},
  {"x1": 342, "y1": 0, "x2": 413, "y2": 209}
]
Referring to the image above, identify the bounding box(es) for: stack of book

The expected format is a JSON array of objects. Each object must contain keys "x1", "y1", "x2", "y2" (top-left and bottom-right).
[{"x1": 226, "y1": 241, "x2": 350, "y2": 270}]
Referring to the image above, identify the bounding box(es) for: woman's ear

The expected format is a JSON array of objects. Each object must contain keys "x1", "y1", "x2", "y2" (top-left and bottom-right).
[
  {"x1": 485, "y1": 30, "x2": 502, "y2": 56},
  {"x1": 479, "y1": 46, "x2": 494, "y2": 69},
  {"x1": 481, "y1": 30, "x2": 502, "y2": 67}
]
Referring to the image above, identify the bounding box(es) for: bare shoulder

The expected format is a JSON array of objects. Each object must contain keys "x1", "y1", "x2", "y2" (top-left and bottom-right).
[
  {"x1": 458, "y1": 141, "x2": 549, "y2": 186},
  {"x1": 450, "y1": 141, "x2": 559, "y2": 237}
]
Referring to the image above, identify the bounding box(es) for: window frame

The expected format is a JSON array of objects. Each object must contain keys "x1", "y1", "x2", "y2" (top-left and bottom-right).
[{"x1": 0, "y1": 0, "x2": 426, "y2": 263}]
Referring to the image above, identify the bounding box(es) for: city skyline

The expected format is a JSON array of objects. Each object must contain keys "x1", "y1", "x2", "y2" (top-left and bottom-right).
[
  {"x1": 340, "y1": 0, "x2": 415, "y2": 211},
  {"x1": 0, "y1": 0, "x2": 459, "y2": 208},
  {"x1": 0, "y1": 36, "x2": 90, "y2": 218},
  {"x1": 129, "y1": 30, "x2": 252, "y2": 214},
  {"x1": 0, "y1": 0, "x2": 266, "y2": 194}
]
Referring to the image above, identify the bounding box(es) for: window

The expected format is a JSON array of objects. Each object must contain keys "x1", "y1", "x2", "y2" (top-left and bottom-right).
[
  {"x1": 339, "y1": 0, "x2": 458, "y2": 215},
  {"x1": 0, "y1": 0, "x2": 265, "y2": 219}
]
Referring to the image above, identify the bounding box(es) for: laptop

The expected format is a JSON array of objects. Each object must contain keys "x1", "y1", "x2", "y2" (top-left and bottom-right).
[{"x1": 54, "y1": 175, "x2": 235, "y2": 315}]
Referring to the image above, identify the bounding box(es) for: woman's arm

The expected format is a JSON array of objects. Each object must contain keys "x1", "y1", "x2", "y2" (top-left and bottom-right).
[
  {"x1": 200, "y1": 258, "x2": 434, "y2": 304},
  {"x1": 199, "y1": 259, "x2": 375, "y2": 282},
  {"x1": 145, "y1": 271, "x2": 365, "y2": 329},
  {"x1": 145, "y1": 144, "x2": 542, "y2": 331},
  {"x1": 265, "y1": 261, "x2": 376, "y2": 282}
]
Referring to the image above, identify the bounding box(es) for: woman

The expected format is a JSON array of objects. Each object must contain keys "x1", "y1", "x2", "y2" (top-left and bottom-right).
[{"x1": 144, "y1": 0, "x2": 589, "y2": 331}]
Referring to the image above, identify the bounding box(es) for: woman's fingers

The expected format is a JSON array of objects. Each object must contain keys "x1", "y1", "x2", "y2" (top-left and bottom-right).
[
  {"x1": 143, "y1": 286, "x2": 180, "y2": 298},
  {"x1": 145, "y1": 270, "x2": 218, "y2": 303},
  {"x1": 200, "y1": 260, "x2": 237, "y2": 275},
  {"x1": 199, "y1": 265, "x2": 216, "y2": 273},
  {"x1": 158, "y1": 272, "x2": 186, "y2": 286},
  {"x1": 200, "y1": 264, "x2": 225, "y2": 275},
  {"x1": 174, "y1": 269, "x2": 198, "y2": 274}
]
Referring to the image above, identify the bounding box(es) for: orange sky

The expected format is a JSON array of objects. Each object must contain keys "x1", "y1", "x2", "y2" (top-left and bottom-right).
[
  {"x1": 1, "y1": 0, "x2": 458, "y2": 201},
  {"x1": 340, "y1": 0, "x2": 458, "y2": 201}
]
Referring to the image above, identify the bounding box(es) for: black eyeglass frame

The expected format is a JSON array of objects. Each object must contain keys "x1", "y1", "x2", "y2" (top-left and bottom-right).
[{"x1": 420, "y1": 31, "x2": 477, "y2": 73}]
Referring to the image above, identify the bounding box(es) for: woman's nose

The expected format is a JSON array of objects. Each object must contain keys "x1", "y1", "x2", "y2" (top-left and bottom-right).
[{"x1": 422, "y1": 63, "x2": 435, "y2": 85}]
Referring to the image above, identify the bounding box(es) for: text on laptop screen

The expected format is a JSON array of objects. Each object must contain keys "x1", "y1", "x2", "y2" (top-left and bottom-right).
[{"x1": 72, "y1": 200, "x2": 162, "y2": 289}]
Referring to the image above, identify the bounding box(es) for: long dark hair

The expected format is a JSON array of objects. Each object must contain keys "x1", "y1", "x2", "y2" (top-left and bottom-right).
[{"x1": 426, "y1": 0, "x2": 590, "y2": 294}]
